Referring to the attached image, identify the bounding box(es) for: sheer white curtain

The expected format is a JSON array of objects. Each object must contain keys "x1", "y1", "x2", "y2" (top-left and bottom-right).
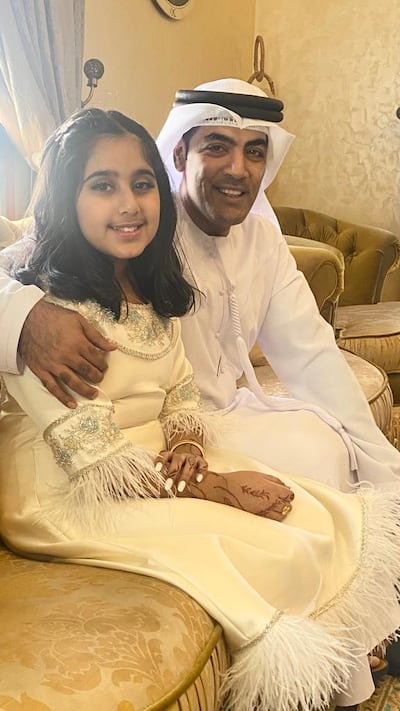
[
  {"x1": 0, "y1": 125, "x2": 34, "y2": 218},
  {"x1": 0, "y1": 0, "x2": 84, "y2": 170}
]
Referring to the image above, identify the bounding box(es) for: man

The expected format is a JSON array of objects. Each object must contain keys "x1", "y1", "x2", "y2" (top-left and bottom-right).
[
  {"x1": 1, "y1": 78, "x2": 399, "y2": 495},
  {"x1": 157, "y1": 78, "x2": 400, "y2": 710},
  {"x1": 156, "y1": 78, "x2": 400, "y2": 488}
]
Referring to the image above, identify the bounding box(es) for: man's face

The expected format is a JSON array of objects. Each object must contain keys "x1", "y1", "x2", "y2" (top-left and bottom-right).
[{"x1": 174, "y1": 126, "x2": 267, "y2": 236}]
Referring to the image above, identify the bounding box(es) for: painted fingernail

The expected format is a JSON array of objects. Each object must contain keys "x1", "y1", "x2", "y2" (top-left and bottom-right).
[
  {"x1": 155, "y1": 462, "x2": 163, "y2": 472},
  {"x1": 177, "y1": 481, "x2": 186, "y2": 493},
  {"x1": 164, "y1": 478, "x2": 174, "y2": 491},
  {"x1": 196, "y1": 474, "x2": 204, "y2": 483}
]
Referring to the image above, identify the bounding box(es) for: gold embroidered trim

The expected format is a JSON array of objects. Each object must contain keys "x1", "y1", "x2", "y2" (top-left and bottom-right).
[
  {"x1": 65, "y1": 440, "x2": 133, "y2": 482},
  {"x1": 43, "y1": 402, "x2": 126, "y2": 476},
  {"x1": 237, "y1": 610, "x2": 284, "y2": 652},
  {"x1": 311, "y1": 496, "x2": 367, "y2": 619},
  {"x1": 44, "y1": 296, "x2": 174, "y2": 360},
  {"x1": 237, "y1": 497, "x2": 368, "y2": 652},
  {"x1": 160, "y1": 373, "x2": 201, "y2": 419},
  {"x1": 43, "y1": 401, "x2": 114, "y2": 439}
]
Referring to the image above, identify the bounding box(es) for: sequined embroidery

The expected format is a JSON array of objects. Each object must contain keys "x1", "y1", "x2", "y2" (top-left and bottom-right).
[
  {"x1": 44, "y1": 296, "x2": 174, "y2": 360},
  {"x1": 44, "y1": 403, "x2": 127, "y2": 478},
  {"x1": 160, "y1": 373, "x2": 200, "y2": 419},
  {"x1": 123, "y1": 307, "x2": 172, "y2": 349}
]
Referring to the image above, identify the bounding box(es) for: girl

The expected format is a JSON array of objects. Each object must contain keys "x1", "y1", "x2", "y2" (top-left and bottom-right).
[{"x1": 0, "y1": 109, "x2": 399, "y2": 711}]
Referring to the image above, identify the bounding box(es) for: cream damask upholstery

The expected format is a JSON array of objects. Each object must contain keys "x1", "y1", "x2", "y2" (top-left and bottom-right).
[
  {"x1": 336, "y1": 303, "x2": 400, "y2": 407},
  {"x1": 0, "y1": 544, "x2": 229, "y2": 710}
]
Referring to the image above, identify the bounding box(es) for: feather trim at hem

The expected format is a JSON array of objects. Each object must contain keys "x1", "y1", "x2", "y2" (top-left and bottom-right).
[
  {"x1": 45, "y1": 446, "x2": 165, "y2": 531},
  {"x1": 221, "y1": 614, "x2": 356, "y2": 711},
  {"x1": 315, "y1": 488, "x2": 400, "y2": 649},
  {"x1": 161, "y1": 408, "x2": 225, "y2": 446},
  {"x1": 220, "y1": 488, "x2": 400, "y2": 711}
]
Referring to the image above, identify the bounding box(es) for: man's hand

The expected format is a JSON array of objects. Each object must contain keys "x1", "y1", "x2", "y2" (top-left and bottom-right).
[{"x1": 18, "y1": 300, "x2": 116, "y2": 408}]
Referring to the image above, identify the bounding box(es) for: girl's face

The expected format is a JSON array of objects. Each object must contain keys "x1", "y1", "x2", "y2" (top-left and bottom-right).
[{"x1": 76, "y1": 134, "x2": 160, "y2": 266}]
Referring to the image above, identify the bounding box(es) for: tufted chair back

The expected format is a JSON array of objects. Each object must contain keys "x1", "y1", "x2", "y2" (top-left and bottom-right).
[
  {"x1": 274, "y1": 206, "x2": 400, "y2": 307},
  {"x1": 272, "y1": 206, "x2": 400, "y2": 418}
]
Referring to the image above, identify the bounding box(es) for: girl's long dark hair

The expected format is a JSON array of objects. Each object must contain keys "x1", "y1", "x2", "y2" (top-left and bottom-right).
[{"x1": 15, "y1": 108, "x2": 195, "y2": 319}]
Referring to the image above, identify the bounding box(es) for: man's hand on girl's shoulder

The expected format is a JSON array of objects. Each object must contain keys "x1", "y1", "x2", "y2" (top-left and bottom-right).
[{"x1": 18, "y1": 299, "x2": 116, "y2": 408}]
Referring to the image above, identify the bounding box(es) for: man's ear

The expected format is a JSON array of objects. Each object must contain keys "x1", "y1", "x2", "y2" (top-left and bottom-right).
[{"x1": 173, "y1": 139, "x2": 187, "y2": 172}]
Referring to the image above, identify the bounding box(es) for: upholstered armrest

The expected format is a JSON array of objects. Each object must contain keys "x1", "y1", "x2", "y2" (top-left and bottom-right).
[
  {"x1": 0, "y1": 542, "x2": 228, "y2": 708},
  {"x1": 0, "y1": 216, "x2": 32, "y2": 250},
  {"x1": 275, "y1": 206, "x2": 400, "y2": 306},
  {"x1": 247, "y1": 239, "x2": 344, "y2": 377},
  {"x1": 287, "y1": 239, "x2": 344, "y2": 327}
]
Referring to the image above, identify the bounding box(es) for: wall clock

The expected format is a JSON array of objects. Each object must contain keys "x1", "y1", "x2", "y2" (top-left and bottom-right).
[{"x1": 153, "y1": 0, "x2": 194, "y2": 20}]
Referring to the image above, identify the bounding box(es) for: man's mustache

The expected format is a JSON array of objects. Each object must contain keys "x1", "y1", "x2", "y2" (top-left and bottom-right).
[{"x1": 215, "y1": 178, "x2": 249, "y2": 191}]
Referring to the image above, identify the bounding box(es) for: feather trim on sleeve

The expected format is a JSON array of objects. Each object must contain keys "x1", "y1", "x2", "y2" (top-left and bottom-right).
[
  {"x1": 160, "y1": 407, "x2": 224, "y2": 447},
  {"x1": 159, "y1": 372, "x2": 223, "y2": 445},
  {"x1": 43, "y1": 402, "x2": 164, "y2": 527}
]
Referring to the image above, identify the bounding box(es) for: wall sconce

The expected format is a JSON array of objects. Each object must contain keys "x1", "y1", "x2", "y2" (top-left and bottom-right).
[{"x1": 81, "y1": 59, "x2": 105, "y2": 107}]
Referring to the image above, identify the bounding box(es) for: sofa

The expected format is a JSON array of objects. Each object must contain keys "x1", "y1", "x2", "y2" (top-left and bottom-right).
[
  {"x1": 0, "y1": 215, "x2": 390, "y2": 709},
  {"x1": 246, "y1": 238, "x2": 390, "y2": 428},
  {"x1": 0, "y1": 548, "x2": 229, "y2": 710},
  {"x1": 274, "y1": 207, "x2": 400, "y2": 449}
]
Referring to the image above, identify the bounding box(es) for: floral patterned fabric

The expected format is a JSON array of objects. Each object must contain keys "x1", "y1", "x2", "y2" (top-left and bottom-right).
[{"x1": 0, "y1": 543, "x2": 228, "y2": 710}]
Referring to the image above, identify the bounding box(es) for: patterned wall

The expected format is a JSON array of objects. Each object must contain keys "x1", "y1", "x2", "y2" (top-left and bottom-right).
[
  {"x1": 84, "y1": 0, "x2": 256, "y2": 138},
  {"x1": 256, "y1": 0, "x2": 400, "y2": 233}
]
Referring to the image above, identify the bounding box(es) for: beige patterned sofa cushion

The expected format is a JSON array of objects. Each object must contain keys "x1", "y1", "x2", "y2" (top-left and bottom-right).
[
  {"x1": 0, "y1": 544, "x2": 229, "y2": 711},
  {"x1": 336, "y1": 302, "x2": 400, "y2": 406},
  {"x1": 247, "y1": 348, "x2": 394, "y2": 442}
]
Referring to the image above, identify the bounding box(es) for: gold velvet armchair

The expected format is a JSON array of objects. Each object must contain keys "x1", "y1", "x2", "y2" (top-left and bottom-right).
[
  {"x1": 248, "y1": 227, "x2": 394, "y2": 444},
  {"x1": 274, "y1": 207, "x2": 400, "y2": 447},
  {"x1": 286, "y1": 240, "x2": 344, "y2": 326},
  {"x1": 274, "y1": 206, "x2": 400, "y2": 307}
]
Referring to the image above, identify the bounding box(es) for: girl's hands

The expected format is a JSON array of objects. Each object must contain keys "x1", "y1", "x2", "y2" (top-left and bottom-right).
[
  {"x1": 155, "y1": 444, "x2": 295, "y2": 521},
  {"x1": 155, "y1": 446, "x2": 208, "y2": 495},
  {"x1": 206, "y1": 470, "x2": 295, "y2": 521}
]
